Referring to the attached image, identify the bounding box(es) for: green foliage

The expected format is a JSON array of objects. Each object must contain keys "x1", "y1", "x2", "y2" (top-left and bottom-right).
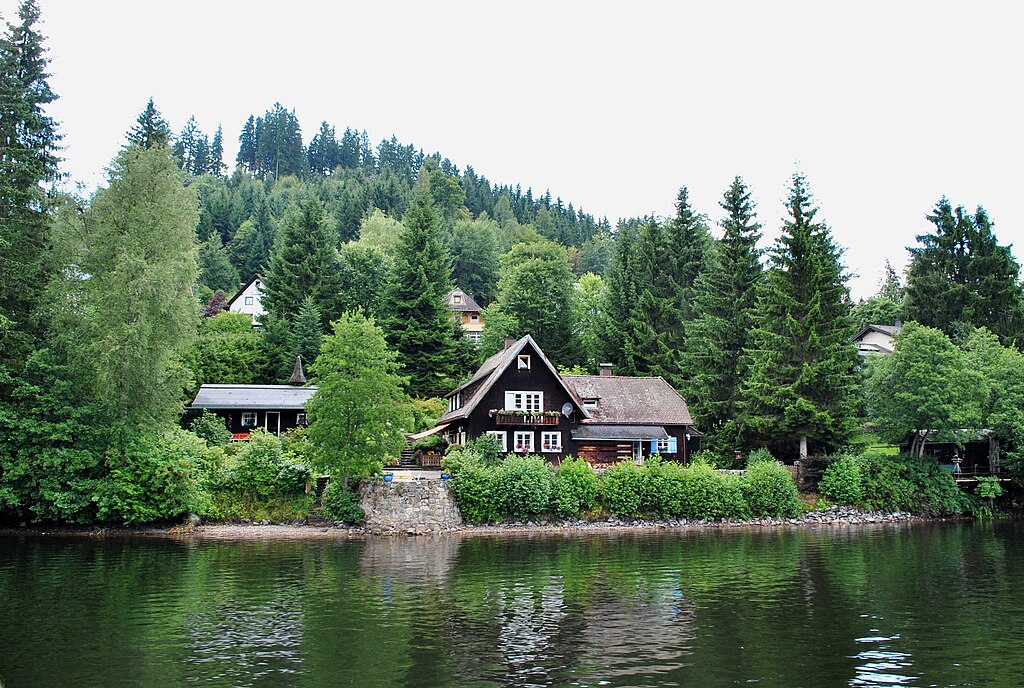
[
  {"x1": 574, "y1": 272, "x2": 607, "y2": 372},
  {"x1": 321, "y1": 480, "x2": 365, "y2": 523},
  {"x1": 496, "y1": 454, "x2": 553, "y2": 521},
  {"x1": 97, "y1": 429, "x2": 210, "y2": 524},
  {"x1": 233, "y1": 430, "x2": 286, "y2": 497},
  {"x1": 412, "y1": 433, "x2": 447, "y2": 453},
  {"x1": 411, "y1": 397, "x2": 447, "y2": 432},
  {"x1": 601, "y1": 460, "x2": 646, "y2": 517},
  {"x1": 742, "y1": 461, "x2": 802, "y2": 518},
  {"x1": 677, "y1": 462, "x2": 749, "y2": 520},
  {"x1": 184, "y1": 311, "x2": 262, "y2": 393},
  {"x1": 291, "y1": 296, "x2": 323, "y2": 366},
  {"x1": 450, "y1": 217, "x2": 500, "y2": 306},
  {"x1": 745, "y1": 448, "x2": 776, "y2": 466},
  {"x1": 551, "y1": 457, "x2": 599, "y2": 519},
  {"x1": 189, "y1": 409, "x2": 230, "y2": 447},
  {"x1": 858, "y1": 453, "x2": 972, "y2": 516},
  {"x1": 307, "y1": 311, "x2": 411, "y2": 486},
  {"x1": 818, "y1": 456, "x2": 864, "y2": 504},
  {"x1": 975, "y1": 476, "x2": 1002, "y2": 501},
  {"x1": 851, "y1": 296, "x2": 903, "y2": 333},
  {"x1": 449, "y1": 459, "x2": 501, "y2": 524}
]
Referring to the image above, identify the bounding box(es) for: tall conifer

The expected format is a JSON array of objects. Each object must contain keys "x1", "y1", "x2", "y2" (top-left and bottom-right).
[{"x1": 740, "y1": 173, "x2": 857, "y2": 459}]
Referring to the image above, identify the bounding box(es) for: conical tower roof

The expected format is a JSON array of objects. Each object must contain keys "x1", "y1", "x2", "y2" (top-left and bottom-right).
[{"x1": 287, "y1": 356, "x2": 307, "y2": 386}]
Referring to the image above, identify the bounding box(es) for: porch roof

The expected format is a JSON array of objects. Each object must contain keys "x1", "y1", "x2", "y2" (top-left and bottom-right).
[
  {"x1": 191, "y1": 384, "x2": 316, "y2": 410},
  {"x1": 571, "y1": 424, "x2": 670, "y2": 441}
]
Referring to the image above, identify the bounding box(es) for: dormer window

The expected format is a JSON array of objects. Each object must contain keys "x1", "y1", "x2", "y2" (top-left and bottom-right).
[
  {"x1": 583, "y1": 398, "x2": 598, "y2": 409},
  {"x1": 453, "y1": 294, "x2": 462, "y2": 304},
  {"x1": 517, "y1": 354, "x2": 531, "y2": 370}
]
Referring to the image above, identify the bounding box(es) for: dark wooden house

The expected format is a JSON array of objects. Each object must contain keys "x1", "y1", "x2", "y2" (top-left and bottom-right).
[
  {"x1": 190, "y1": 384, "x2": 316, "y2": 438},
  {"x1": 433, "y1": 335, "x2": 701, "y2": 466}
]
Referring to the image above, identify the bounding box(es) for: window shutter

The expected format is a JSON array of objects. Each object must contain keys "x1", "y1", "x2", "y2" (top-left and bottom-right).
[
  {"x1": 669, "y1": 437, "x2": 678, "y2": 453},
  {"x1": 650, "y1": 440, "x2": 658, "y2": 453},
  {"x1": 505, "y1": 391, "x2": 516, "y2": 409}
]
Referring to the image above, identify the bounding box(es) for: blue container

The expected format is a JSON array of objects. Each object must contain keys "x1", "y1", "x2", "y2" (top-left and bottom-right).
[
  {"x1": 440, "y1": 473, "x2": 450, "y2": 480},
  {"x1": 383, "y1": 474, "x2": 394, "y2": 482}
]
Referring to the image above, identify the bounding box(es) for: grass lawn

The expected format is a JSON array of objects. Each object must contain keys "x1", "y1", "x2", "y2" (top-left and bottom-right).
[{"x1": 851, "y1": 431, "x2": 900, "y2": 456}]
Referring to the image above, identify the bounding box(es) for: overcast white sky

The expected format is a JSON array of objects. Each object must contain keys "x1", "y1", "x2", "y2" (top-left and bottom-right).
[{"x1": 5, "y1": 0, "x2": 1022, "y2": 299}]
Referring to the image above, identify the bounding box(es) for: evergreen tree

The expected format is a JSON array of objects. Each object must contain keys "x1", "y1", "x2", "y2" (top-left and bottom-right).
[
  {"x1": 228, "y1": 196, "x2": 275, "y2": 279},
  {"x1": 0, "y1": 0, "x2": 61, "y2": 366},
  {"x1": 291, "y1": 296, "x2": 323, "y2": 367},
  {"x1": 878, "y1": 259, "x2": 903, "y2": 303},
  {"x1": 450, "y1": 216, "x2": 500, "y2": 306},
  {"x1": 904, "y1": 199, "x2": 1024, "y2": 343},
  {"x1": 600, "y1": 221, "x2": 642, "y2": 372},
  {"x1": 307, "y1": 120, "x2": 339, "y2": 175},
  {"x1": 574, "y1": 272, "x2": 607, "y2": 372},
  {"x1": 209, "y1": 124, "x2": 225, "y2": 176},
  {"x1": 254, "y1": 102, "x2": 305, "y2": 179},
  {"x1": 379, "y1": 186, "x2": 462, "y2": 397},
  {"x1": 198, "y1": 235, "x2": 239, "y2": 294},
  {"x1": 681, "y1": 177, "x2": 762, "y2": 449},
  {"x1": 739, "y1": 173, "x2": 858, "y2": 459},
  {"x1": 236, "y1": 115, "x2": 257, "y2": 173},
  {"x1": 622, "y1": 220, "x2": 678, "y2": 380},
  {"x1": 126, "y1": 97, "x2": 171, "y2": 149},
  {"x1": 261, "y1": 196, "x2": 344, "y2": 327},
  {"x1": 664, "y1": 187, "x2": 712, "y2": 328},
  {"x1": 337, "y1": 243, "x2": 392, "y2": 319}
]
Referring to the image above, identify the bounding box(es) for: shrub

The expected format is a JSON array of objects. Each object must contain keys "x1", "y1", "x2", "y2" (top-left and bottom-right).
[
  {"x1": 450, "y1": 460, "x2": 500, "y2": 523},
  {"x1": 233, "y1": 430, "x2": 284, "y2": 497},
  {"x1": 412, "y1": 433, "x2": 448, "y2": 454},
  {"x1": 643, "y1": 457, "x2": 685, "y2": 517},
  {"x1": 743, "y1": 460, "x2": 802, "y2": 518},
  {"x1": 551, "y1": 457, "x2": 599, "y2": 519},
  {"x1": 277, "y1": 462, "x2": 312, "y2": 494},
  {"x1": 859, "y1": 453, "x2": 972, "y2": 516},
  {"x1": 745, "y1": 448, "x2": 776, "y2": 467},
  {"x1": 497, "y1": 454, "x2": 553, "y2": 521},
  {"x1": 678, "y1": 463, "x2": 748, "y2": 520},
  {"x1": 190, "y1": 409, "x2": 230, "y2": 446},
  {"x1": 322, "y1": 480, "x2": 365, "y2": 523},
  {"x1": 601, "y1": 461, "x2": 646, "y2": 517},
  {"x1": 819, "y1": 455, "x2": 864, "y2": 504},
  {"x1": 691, "y1": 449, "x2": 733, "y2": 469},
  {"x1": 468, "y1": 434, "x2": 502, "y2": 466},
  {"x1": 97, "y1": 429, "x2": 209, "y2": 524}
]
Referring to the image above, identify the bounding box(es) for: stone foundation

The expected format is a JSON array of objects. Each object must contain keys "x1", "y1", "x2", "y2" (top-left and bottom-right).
[{"x1": 359, "y1": 480, "x2": 463, "y2": 535}]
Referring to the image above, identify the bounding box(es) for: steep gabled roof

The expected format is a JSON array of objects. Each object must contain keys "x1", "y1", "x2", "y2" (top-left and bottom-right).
[
  {"x1": 851, "y1": 323, "x2": 902, "y2": 342},
  {"x1": 445, "y1": 287, "x2": 481, "y2": 312},
  {"x1": 226, "y1": 273, "x2": 263, "y2": 308},
  {"x1": 437, "y1": 335, "x2": 588, "y2": 424},
  {"x1": 561, "y1": 375, "x2": 695, "y2": 426}
]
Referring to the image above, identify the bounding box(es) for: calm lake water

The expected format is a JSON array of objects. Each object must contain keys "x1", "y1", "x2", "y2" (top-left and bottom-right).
[{"x1": 1, "y1": 522, "x2": 1022, "y2": 688}]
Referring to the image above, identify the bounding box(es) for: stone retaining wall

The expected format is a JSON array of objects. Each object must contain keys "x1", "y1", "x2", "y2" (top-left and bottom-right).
[{"x1": 359, "y1": 480, "x2": 462, "y2": 535}]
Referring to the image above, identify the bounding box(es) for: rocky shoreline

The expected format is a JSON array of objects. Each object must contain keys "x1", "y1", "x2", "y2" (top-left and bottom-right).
[{"x1": 0, "y1": 506, "x2": 941, "y2": 540}]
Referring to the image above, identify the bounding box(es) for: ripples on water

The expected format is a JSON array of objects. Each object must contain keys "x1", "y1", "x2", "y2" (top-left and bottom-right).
[{"x1": 1, "y1": 522, "x2": 1023, "y2": 687}]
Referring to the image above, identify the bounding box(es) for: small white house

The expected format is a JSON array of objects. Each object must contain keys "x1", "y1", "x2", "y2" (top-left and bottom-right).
[
  {"x1": 227, "y1": 274, "x2": 266, "y2": 325},
  {"x1": 852, "y1": 323, "x2": 902, "y2": 355}
]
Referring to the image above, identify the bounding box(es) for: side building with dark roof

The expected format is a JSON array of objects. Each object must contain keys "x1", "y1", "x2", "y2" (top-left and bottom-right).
[{"x1": 430, "y1": 335, "x2": 701, "y2": 466}]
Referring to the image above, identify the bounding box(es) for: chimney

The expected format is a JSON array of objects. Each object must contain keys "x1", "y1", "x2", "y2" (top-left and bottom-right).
[
  {"x1": 599, "y1": 363, "x2": 613, "y2": 377},
  {"x1": 287, "y1": 356, "x2": 307, "y2": 386},
  {"x1": 504, "y1": 337, "x2": 517, "y2": 351}
]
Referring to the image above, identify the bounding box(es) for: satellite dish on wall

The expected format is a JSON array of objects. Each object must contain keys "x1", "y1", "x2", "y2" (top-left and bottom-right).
[{"x1": 561, "y1": 402, "x2": 574, "y2": 417}]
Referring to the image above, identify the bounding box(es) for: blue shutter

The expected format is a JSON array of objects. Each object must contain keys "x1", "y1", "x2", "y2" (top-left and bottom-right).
[
  {"x1": 650, "y1": 440, "x2": 658, "y2": 454},
  {"x1": 668, "y1": 437, "x2": 678, "y2": 453}
]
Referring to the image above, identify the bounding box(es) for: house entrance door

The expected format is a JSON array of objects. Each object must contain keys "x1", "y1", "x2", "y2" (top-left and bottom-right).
[
  {"x1": 633, "y1": 441, "x2": 643, "y2": 463},
  {"x1": 266, "y1": 411, "x2": 281, "y2": 436}
]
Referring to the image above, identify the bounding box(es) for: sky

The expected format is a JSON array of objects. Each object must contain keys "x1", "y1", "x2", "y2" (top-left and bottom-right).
[{"x1": 5, "y1": 0, "x2": 1022, "y2": 299}]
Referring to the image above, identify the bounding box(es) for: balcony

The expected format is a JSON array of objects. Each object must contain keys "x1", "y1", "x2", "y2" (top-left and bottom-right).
[{"x1": 494, "y1": 410, "x2": 560, "y2": 427}]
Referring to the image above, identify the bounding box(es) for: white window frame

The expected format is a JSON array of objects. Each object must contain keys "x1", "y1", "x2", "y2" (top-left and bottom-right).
[
  {"x1": 466, "y1": 332, "x2": 481, "y2": 343},
  {"x1": 583, "y1": 398, "x2": 598, "y2": 409},
  {"x1": 517, "y1": 354, "x2": 531, "y2": 370},
  {"x1": 487, "y1": 430, "x2": 507, "y2": 452},
  {"x1": 244, "y1": 296, "x2": 254, "y2": 305},
  {"x1": 513, "y1": 431, "x2": 534, "y2": 454},
  {"x1": 453, "y1": 294, "x2": 462, "y2": 304},
  {"x1": 505, "y1": 391, "x2": 543, "y2": 413},
  {"x1": 241, "y1": 411, "x2": 257, "y2": 427},
  {"x1": 657, "y1": 438, "x2": 671, "y2": 453},
  {"x1": 296, "y1": 412, "x2": 307, "y2": 425},
  {"x1": 541, "y1": 431, "x2": 562, "y2": 453}
]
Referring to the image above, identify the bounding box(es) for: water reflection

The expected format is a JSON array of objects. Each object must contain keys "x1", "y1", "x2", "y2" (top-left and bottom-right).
[{"x1": 1, "y1": 523, "x2": 1024, "y2": 687}]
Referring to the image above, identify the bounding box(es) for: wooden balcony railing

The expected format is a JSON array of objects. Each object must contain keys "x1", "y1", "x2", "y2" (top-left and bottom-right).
[{"x1": 495, "y1": 411, "x2": 560, "y2": 426}]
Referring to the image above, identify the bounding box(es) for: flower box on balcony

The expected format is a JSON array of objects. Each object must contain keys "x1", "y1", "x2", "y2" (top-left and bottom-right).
[{"x1": 495, "y1": 410, "x2": 560, "y2": 426}]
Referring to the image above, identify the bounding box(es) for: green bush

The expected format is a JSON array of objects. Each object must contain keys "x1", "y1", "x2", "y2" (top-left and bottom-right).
[
  {"x1": 743, "y1": 460, "x2": 802, "y2": 518},
  {"x1": 277, "y1": 462, "x2": 312, "y2": 493},
  {"x1": 322, "y1": 480, "x2": 365, "y2": 523},
  {"x1": 643, "y1": 457, "x2": 685, "y2": 517},
  {"x1": 233, "y1": 430, "x2": 285, "y2": 497},
  {"x1": 859, "y1": 453, "x2": 972, "y2": 516},
  {"x1": 497, "y1": 454, "x2": 553, "y2": 521},
  {"x1": 745, "y1": 448, "x2": 776, "y2": 467},
  {"x1": 412, "y1": 433, "x2": 447, "y2": 453},
  {"x1": 189, "y1": 409, "x2": 230, "y2": 446},
  {"x1": 819, "y1": 455, "x2": 864, "y2": 504},
  {"x1": 691, "y1": 449, "x2": 733, "y2": 469},
  {"x1": 678, "y1": 463, "x2": 748, "y2": 520},
  {"x1": 601, "y1": 460, "x2": 646, "y2": 517},
  {"x1": 551, "y1": 457, "x2": 599, "y2": 518},
  {"x1": 97, "y1": 428, "x2": 210, "y2": 524},
  {"x1": 450, "y1": 460, "x2": 500, "y2": 523}
]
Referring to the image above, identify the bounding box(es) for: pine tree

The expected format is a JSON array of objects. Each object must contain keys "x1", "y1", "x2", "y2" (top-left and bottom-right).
[
  {"x1": 261, "y1": 196, "x2": 344, "y2": 326},
  {"x1": 198, "y1": 235, "x2": 239, "y2": 294},
  {"x1": 739, "y1": 173, "x2": 858, "y2": 459},
  {"x1": 0, "y1": 0, "x2": 62, "y2": 366},
  {"x1": 665, "y1": 187, "x2": 712, "y2": 329},
  {"x1": 228, "y1": 196, "x2": 275, "y2": 279},
  {"x1": 622, "y1": 220, "x2": 677, "y2": 379},
  {"x1": 379, "y1": 185, "x2": 461, "y2": 397},
  {"x1": 236, "y1": 115, "x2": 257, "y2": 173},
  {"x1": 209, "y1": 124, "x2": 225, "y2": 176},
  {"x1": 291, "y1": 296, "x2": 323, "y2": 367},
  {"x1": 126, "y1": 97, "x2": 171, "y2": 149},
  {"x1": 681, "y1": 177, "x2": 762, "y2": 449}
]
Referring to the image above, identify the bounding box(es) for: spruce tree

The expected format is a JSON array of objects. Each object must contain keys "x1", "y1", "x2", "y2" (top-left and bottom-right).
[
  {"x1": 126, "y1": 97, "x2": 171, "y2": 149},
  {"x1": 682, "y1": 177, "x2": 762, "y2": 449},
  {"x1": 739, "y1": 173, "x2": 858, "y2": 459},
  {"x1": 291, "y1": 296, "x2": 324, "y2": 368},
  {"x1": 622, "y1": 220, "x2": 677, "y2": 380},
  {"x1": 379, "y1": 185, "x2": 461, "y2": 397},
  {"x1": 0, "y1": 0, "x2": 61, "y2": 365},
  {"x1": 236, "y1": 115, "x2": 257, "y2": 173},
  {"x1": 261, "y1": 196, "x2": 344, "y2": 326},
  {"x1": 209, "y1": 124, "x2": 225, "y2": 176},
  {"x1": 664, "y1": 187, "x2": 712, "y2": 329},
  {"x1": 198, "y1": 235, "x2": 239, "y2": 294}
]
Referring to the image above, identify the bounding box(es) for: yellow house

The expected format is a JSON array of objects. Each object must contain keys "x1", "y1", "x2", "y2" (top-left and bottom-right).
[{"x1": 446, "y1": 287, "x2": 484, "y2": 343}]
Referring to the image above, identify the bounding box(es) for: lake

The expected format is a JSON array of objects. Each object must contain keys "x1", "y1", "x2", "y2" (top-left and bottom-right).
[{"x1": 1, "y1": 522, "x2": 1022, "y2": 687}]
